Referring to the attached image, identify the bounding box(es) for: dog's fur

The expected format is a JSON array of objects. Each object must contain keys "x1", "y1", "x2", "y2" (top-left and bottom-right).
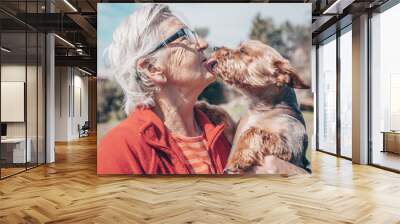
[
  {"x1": 194, "y1": 101, "x2": 236, "y2": 144},
  {"x1": 209, "y1": 40, "x2": 310, "y2": 174}
]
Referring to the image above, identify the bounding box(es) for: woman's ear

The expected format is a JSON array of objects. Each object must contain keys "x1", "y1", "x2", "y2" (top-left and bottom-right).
[{"x1": 136, "y1": 58, "x2": 167, "y2": 85}]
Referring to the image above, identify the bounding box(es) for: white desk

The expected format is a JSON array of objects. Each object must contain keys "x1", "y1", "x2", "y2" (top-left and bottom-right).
[{"x1": 1, "y1": 138, "x2": 31, "y2": 163}]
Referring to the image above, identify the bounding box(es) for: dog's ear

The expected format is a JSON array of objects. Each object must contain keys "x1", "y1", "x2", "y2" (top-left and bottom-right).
[{"x1": 273, "y1": 60, "x2": 309, "y2": 89}]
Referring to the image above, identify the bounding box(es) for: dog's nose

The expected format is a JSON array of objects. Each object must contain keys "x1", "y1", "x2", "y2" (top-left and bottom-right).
[{"x1": 213, "y1": 46, "x2": 220, "y2": 51}]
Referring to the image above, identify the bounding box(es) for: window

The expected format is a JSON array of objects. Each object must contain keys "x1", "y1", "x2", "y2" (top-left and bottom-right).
[
  {"x1": 317, "y1": 36, "x2": 337, "y2": 154},
  {"x1": 370, "y1": 3, "x2": 400, "y2": 171},
  {"x1": 339, "y1": 28, "x2": 352, "y2": 158}
]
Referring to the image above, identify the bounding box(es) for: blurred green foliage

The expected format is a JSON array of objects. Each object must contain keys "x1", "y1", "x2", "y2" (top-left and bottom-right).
[
  {"x1": 250, "y1": 13, "x2": 309, "y2": 59},
  {"x1": 97, "y1": 78, "x2": 126, "y2": 123},
  {"x1": 198, "y1": 81, "x2": 227, "y2": 105}
]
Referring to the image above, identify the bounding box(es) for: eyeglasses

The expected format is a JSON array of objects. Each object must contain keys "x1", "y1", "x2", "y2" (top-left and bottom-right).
[{"x1": 147, "y1": 27, "x2": 198, "y2": 55}]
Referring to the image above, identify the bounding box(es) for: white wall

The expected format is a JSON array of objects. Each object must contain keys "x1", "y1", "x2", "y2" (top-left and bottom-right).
[
  {"x1": 72, "y1": 73, "x2": 89, "y2": 138},
  {"x1": 46, "y1": 32, "x2": 55, "y2": 163},
  {"x1": 1, "y1": 65, "x2": 40, "y2": 137},
  {"x1": 1, "y1": 63, "x2": 46, "y2": 164},
  {"x1": 1, "y1": 65, "x2": 26, "y2": 140},
  {"x1": 352, "y1": 14, "x2": 369, "y2": 164},
  {"x1": 55, "y1": 66, "x2": 69, "y2": 141},
  {"x1": 55, "y1": 67, "x2": 89, "y2": 141}
]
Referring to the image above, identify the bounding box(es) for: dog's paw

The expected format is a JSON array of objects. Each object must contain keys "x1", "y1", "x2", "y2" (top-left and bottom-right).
[
  {"x1": 225, "y1": 147, "x2": 263, "y2": 174},
  {"x1": 225, "y1": 127, "x2": 269, "y2": 173},
  {"x1": 225, "y1": 127, "x2": 293, "y2": 174}
]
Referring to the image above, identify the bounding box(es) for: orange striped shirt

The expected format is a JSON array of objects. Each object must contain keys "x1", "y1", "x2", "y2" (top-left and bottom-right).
[{"x1": 172, "y1": 133, "x2": 215, "y2": 174}]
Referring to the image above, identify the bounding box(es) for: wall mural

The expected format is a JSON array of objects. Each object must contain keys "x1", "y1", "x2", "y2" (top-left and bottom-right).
[{"x1": 97, "y1": 3, "x2": 313, "y2": 175}]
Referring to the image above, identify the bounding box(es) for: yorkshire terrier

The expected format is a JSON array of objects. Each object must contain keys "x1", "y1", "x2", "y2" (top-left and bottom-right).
[{"x1": 206, "y1": 40, "x2": 310, "y2": 174}]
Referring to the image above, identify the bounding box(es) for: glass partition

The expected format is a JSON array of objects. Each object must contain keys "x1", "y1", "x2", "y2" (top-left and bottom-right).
[
  {"x1": 27, "y1": 31, "x2": 38, "y2": 169},
  {"x1": 1, "y1": 30, "x2": 28, "y2": 177},
  {"x1": 317, "y1": 36, "x2": 337, "y2": 154},
  {"x1": 0, "y1": 1, "x2": 46, "y2": 179},
  {"x1": 339, "y1": 27, "x2": 352, "y2": 158},
  {"x1": 370, "y1": 3, "x2": 400, "y2": 171},
  {"x1": 38, "y1": 32, "x2": 46, "y2": 165}
]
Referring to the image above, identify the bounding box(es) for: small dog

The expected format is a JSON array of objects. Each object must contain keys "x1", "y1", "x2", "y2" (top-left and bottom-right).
[{"x1": 206, "y1": 40, "x2": 310, "y2": 174}]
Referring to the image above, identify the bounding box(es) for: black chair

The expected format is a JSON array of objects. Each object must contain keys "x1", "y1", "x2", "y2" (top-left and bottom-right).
[{"x1": 78, "y1": 121, "x2": 90, "y2": 138}]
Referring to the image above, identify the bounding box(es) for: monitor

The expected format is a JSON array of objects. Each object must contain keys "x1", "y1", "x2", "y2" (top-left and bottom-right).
[{"x1": 1, "y1": 123, "x2": 7, "y2": 137}]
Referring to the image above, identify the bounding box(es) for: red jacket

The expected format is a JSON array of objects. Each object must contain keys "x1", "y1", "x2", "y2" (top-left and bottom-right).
[{"x1": 98, "y1": 107, "x2": 231, "y2": 175}]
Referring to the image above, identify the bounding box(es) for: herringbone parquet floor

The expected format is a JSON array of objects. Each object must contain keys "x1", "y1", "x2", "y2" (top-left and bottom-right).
[{"x1": 1, "y1": 135, "x2": 400, "y2": 224}]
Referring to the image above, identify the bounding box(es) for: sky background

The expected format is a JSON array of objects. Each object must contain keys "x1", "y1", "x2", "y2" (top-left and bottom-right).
[{"x1": 97, "y1": 3, "x2": 311, "y2": 76}]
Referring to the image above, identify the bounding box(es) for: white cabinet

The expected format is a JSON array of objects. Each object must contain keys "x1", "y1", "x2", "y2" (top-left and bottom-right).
[{"x1": 1, "y1": 138, "x2": 32, "y2": 163}]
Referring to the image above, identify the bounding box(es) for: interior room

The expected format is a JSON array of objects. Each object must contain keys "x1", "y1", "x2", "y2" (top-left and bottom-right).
[
  {"x1": 0, "y1": 0, "x2": 400, "y2": 223},
  {"x1": 0, "y1": 0, "x2": 97, "y2": 179},
  {"x1": 0, "y1": 18, "x2": 46, "y2": 178},
  {"x1": 370, "y1": 3, "x2": 400, "y2": 171},
  {"x1": 54, "y1": 66, "x2": 93, "y2": 142}
]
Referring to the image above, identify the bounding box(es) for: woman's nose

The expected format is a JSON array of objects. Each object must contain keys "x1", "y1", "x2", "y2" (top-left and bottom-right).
[{"x1": 196, "y1": 37, "x2": 208, "y2": 51}]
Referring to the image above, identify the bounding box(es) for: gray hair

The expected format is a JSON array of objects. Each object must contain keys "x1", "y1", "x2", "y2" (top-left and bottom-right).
[{"x1": 104, "y1": 4, "x2": 175, "y2": 114}]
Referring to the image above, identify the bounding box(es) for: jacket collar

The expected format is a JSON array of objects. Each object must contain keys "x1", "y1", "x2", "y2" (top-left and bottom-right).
[
  {"x1": 132, "y1": 106, "x2": 225, "y2": 150},
  {"x1": 194, "y1": 108, "x2": 225, "y2": 149}
]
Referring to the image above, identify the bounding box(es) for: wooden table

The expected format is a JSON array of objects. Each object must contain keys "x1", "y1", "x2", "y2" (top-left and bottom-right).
[{"x1": 381, "y1": 131, "x2": 400, "y2": 154}]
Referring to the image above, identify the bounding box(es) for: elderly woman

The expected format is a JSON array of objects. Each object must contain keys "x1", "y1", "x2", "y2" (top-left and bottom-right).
[
  {"x1": 98, "y1": 4, "x2": 234, "y2": 174},
  {"x1": 98, "y1": 4, "x2": 307, "y2": 175}
]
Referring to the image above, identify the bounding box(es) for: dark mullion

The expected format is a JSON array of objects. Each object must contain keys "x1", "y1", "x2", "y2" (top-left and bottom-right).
[
  {"x1": 36, "y1": 0, "x2": 39, "y2": 168},
  {"x1": 73, "y1": 68, "x2": 75, "y2": 118},
  {"x1": 0, "y1": 26, "x2": 2, "y2": 179},
  {"x1": 336, "y1": 26, "x2": 341, "y2": 157},
  {"x1": 25, "y1": 0, "x2": 28, "y2": 171},
  {"x1": 315, "y1": 44, "x2": 319, "y2": 151},
  {"x1": 44, "y1": 37, "x2": 47, "y2": 163},
  {"x1": 60, "y1": 67, "x2": 62, "y2": 117},
  {"x1": 367, "y1": 11, "x2": 373, "y2": 166},
  {"x1": 44, "y1": 5, "x2": 47, "y2": 164},
  {"x1": 69, "y1": 68, "x2": 72, "y2": 118}
]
